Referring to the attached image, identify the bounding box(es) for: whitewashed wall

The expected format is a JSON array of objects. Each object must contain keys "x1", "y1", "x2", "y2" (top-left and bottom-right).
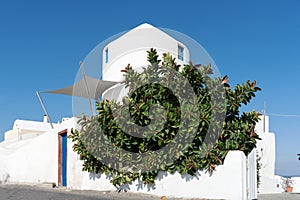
[
  {"x1": 0, "y1": 118, "x2": 76, "y2": 184},
  {"x1": 68, "y1": 150, "x2": 252, "y2": 200},
  {"x1": 291, "y1": 177, "x2": 300, "y2": 193}
]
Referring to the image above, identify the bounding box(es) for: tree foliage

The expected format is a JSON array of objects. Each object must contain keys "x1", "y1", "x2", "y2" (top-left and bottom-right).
[{"x1": 69, "y1": 48, "x2": 261, "y2": 188}]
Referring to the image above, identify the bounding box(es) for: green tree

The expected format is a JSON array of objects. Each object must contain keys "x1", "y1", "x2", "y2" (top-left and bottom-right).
[{"x1": 69, "y1": 48, "x2": 261, "y2": 188}]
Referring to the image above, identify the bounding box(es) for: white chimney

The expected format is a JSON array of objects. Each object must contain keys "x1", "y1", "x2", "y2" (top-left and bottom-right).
[{"x1": 43, "y1": 115, "x2": 49, "y2": 123}]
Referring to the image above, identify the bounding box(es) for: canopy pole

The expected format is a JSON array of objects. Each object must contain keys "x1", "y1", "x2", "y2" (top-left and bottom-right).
[
  {"x1": 36, "y1": 91, "x2": 54, "y2": 129},
  {"x1": 80, "y1": 61, "x2": 95, "y2": 116}
]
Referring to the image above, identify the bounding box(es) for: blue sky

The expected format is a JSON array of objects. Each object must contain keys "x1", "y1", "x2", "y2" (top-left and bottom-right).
[{"x1": 0, "y1": 0, "x2": 299, "y2": 176}]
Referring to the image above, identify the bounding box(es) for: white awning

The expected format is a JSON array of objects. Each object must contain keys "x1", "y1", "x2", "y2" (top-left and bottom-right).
[{"x1": 43, "y1": 76, "x2": 119, "y2": 100}]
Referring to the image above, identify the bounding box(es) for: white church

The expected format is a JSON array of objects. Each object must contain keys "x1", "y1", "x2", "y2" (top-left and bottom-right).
[{"x1": 0, "y1": 23, "x2": 298, "y2": 200}]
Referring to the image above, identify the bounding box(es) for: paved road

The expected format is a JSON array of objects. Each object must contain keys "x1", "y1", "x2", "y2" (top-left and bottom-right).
[
  {"x1": 0, "y1": 184, "x2": 202, "y2": 200},
  {"x1": 1, "y1": 184, "x2": 300, "y2": 200},
  {"x1": 258, "y1": 193, "x2": 300, "y2": 200}
]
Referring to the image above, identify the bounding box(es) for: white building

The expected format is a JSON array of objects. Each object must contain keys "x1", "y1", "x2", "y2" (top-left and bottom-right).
[
  {"x1": 102, "y1": 23, "x2": 189, "y2": 82},
  {"x1": 101, "y1": 23, "x2": 190, "y2": 102},
  {"x1": 255, "y1": 115, "x2": 283, "y2": 193},
  {"x1": 4, "y1": 115, "x2": 56, "y2": 141},
  {"x1": 0, "y1": 23, "x2": 287, "y2": 199},
  {"x1": 254, "y1": 115, "x2": 300, "y2": 194}
]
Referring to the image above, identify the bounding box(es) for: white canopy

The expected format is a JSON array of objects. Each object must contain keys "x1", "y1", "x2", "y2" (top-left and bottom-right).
[{"x1": 43, "y1": 76, "x2": 119, "y2": 100}]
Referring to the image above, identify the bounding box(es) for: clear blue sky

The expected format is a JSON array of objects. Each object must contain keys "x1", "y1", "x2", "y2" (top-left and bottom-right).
[{"x1": 0, "y1": 0, "x2": 299, "y2": 176}]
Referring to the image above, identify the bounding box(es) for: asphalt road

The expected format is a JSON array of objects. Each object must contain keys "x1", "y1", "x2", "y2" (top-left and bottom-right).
[{"x1": 1, "y1": 184, "x2": 300, "y2": 200}]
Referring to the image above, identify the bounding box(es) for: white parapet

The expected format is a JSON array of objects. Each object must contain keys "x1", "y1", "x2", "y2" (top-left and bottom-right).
[{"x1": 4, "y1": 118, "x2": 56, "y2": 142}]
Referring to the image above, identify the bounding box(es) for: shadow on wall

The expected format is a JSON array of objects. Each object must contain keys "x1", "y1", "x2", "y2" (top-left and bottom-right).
[
  {"x1": 88, "y1": 170, "x2": 209, "y2": 192},
  {"x1": 89, "y1": 172, "x2": 115, "y2": 181},
  {"x1": 88, "y1": 172, "x2": 156, "y2": 192},
  {"x1": 0, "y1": 173, "x2": 10, "y2": 184},
  {"x1": 157, "y1": 171, "x2": 203, "y2": 182}
]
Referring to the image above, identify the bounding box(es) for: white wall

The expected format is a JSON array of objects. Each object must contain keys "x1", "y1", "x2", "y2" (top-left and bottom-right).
[
  {"x1": 0, "y1": 118, "x2": 76, "y2": 185},
  {"x1": 68, "y1": 150, "x2": 251, "y2": 200},
  {"x1": 291, "y1": 177, "x2": 300, "y2": 193},
  {"x1": 257, "y1": 132, "x2": 276, "y2": 178},
  {"x1": 132, "y1": 151, "x2": 248, "y2": 200},
  {"x1": 259, "y1": 175, "x2": 282, "y2": 194}
]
